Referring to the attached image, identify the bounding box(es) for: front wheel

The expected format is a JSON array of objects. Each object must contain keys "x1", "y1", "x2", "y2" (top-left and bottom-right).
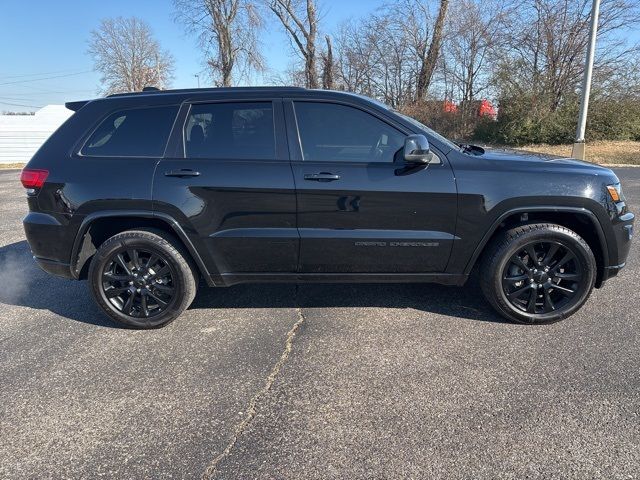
[
  {"x1": 480, "y1": 223, "x2": 596, "y2": 324},
  {"x1": 88, "y1": 229, "x2": 197, "y2": 328}
]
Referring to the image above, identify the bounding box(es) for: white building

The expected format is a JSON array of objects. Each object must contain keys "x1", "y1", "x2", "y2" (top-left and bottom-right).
[{"x1": 0, "y1": 105, "x2": 73, "y2": 164}]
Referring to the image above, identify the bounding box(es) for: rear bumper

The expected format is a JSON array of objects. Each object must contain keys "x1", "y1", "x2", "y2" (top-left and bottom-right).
[
  {"x1": 23, "y1": 211, "x2": 77, "y2": 280},
  {"x1": 34, "y1": 256, "x2": 73, "y2": 279}
]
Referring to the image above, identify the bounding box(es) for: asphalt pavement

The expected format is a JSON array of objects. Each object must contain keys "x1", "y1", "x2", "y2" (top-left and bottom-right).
[{"x1": 0, "y1": 168, "x2": 638, "y2": 479}]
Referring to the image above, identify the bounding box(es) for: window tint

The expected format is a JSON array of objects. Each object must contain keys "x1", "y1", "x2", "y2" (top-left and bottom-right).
[
  {"x1": 184, "y1": 102, "x2": 275, "y2": 159},
  {"x1": 82, "y1": 106, "x2": 178, "y2": 157},
  {"x1": 294, "y1": 102, "x2": 405, "y2": 162}
]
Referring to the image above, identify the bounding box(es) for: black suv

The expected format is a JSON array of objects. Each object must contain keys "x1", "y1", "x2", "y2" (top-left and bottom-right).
[{"x1": 21, "y1": 87, "x2": 633, "y2": 328}]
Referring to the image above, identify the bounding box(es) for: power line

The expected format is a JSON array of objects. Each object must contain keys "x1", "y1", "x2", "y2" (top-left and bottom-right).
[
  {"x1": 0, "y1": 71, "x2": 94, "y2": 87},
  {"x1": 0, "y1": 96, "x2": 48, "y2": 103},
  {"x1": 0, "y1": 100, "x2": 44, "y2": 109},
  {"x1": 0, "y1": 69, "x2": 84, "y2": 81},
  {"x1": 0, "y1": 90, "x2": 96, "y2": 97}
]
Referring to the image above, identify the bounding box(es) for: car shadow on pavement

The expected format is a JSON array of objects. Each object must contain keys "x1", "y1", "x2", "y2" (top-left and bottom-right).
[
  {"x1": 0, "y1": 240, "x2": 506, "y2": 326},
  {"x1": 191, "y1": 281, "x2": 507, "y2": 324},
  {"x1": 191, "y1": 272, "x2": 508, "y2": 324}
]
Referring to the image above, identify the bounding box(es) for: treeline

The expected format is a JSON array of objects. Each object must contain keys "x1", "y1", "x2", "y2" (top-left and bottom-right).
[{"x1": 90, "y1": 1, "x2": 640, "y2": 145}]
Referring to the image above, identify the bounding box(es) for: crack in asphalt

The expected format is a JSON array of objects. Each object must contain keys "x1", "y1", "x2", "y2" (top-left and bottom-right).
[{"x1": 201, "y1": 289, "x2": 306, "y2": 479}]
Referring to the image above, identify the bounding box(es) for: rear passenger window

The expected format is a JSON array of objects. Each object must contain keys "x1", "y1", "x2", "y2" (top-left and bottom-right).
[
  {"x1": 81, "y1": 106, "x2": 178, "y2": 157},
  {"x1": 184, "y1": 102, "x2": 275, "y2": 159}
]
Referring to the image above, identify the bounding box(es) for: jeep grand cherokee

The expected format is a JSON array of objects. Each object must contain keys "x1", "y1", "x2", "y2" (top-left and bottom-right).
[{"x1": 21, "y1": 87, "x2": 634, "y2": 328}]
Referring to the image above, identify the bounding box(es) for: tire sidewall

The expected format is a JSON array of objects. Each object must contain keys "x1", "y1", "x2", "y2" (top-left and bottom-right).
[
  {"x1": 490, "y1": 228, "x2": 596, "y2": 324},
  {"x1": 89, "y1": 234, "x2": 193, "y2": 328}
]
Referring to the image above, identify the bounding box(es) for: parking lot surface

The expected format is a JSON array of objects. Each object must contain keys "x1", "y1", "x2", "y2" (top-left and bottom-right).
[{"x1": 1, "y1": 168, "x2": 638, "y2": 479}]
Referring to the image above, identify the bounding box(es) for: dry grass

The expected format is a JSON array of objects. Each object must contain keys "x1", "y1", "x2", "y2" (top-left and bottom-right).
[
  {"x1": 0, "y1": 163, "x2": 26, "y2": 170},
  {"x1": 518, "y1": 140, "x2": 640, "y2": 166}
]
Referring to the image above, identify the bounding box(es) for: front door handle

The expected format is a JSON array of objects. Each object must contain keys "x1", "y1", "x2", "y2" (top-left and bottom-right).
[
  {"x1": 304, "y1": 172, "x2": 341, "y2": 182},
  {"x1": 165, "y1": 169, "x2": 201, "y2": 178}
]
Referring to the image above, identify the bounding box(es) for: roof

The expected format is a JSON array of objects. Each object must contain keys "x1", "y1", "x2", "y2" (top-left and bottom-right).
[
  {"x1": 107, "y1": 86, "x2": 307, "y2": 98},
  {"x1": 67, "y1": 87, "x2": 384, "y2": 112}
]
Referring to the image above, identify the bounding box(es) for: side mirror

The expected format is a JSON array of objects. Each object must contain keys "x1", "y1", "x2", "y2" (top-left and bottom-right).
[{"x1": 403, "y1": 134, "x2": 433, "y2": 164}]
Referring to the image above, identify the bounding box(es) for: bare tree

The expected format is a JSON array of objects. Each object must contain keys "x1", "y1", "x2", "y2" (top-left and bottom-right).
[
  {"x1": 496, "y1": 0, "x2": 640, "y2": 111},
  {"x1": 334, "y1": 19, "x2": 378, "y2": 96},
  {"x1": 334, "y1": 4, "x2": 430, "y2": 107},
  {"x1": 268, "y1": 0, "x2": 320, "y2": 88},
  {"x1": 174, "y1": 0, "x2": 264, "y2": 87},
  {"x1": 415, "y1": 0, "x2": 449, "y2": 99},
  {"x1": 443, "y1": 0, "x2": 510, "y2": 103},
  {"x1": 321, "y1": 35, "x2": 334, "y2": 89},
  {"x1": 88, "y1": 17, "x2": 174, "y2": 95},
  {"x1": 331, "y1": 1, "x2": 455, "y2": 106}
]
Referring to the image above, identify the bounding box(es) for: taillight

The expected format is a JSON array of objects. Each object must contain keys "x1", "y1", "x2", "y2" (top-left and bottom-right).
[{"x1": 20, "y1": 169, "x2": 49, "y2": 189}]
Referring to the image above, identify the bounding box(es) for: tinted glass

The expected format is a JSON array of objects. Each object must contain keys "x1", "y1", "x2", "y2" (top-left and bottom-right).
[
  {"x1": 184, "y1": 102, "x2": 275, "y2": 159},
  {"x1": 397, "y1": 112, "x2": 458, "y2": 151},
  {"x1": 82, "y1": 106, "x2": 178, "y2": 157},
  {"x1": 294, "y1": 102, "x2": 405, "y2": 162}
]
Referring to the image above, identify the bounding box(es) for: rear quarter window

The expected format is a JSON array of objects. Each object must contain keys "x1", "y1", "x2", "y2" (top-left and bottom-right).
[{"x1": 81, "y1": 105, "x2": 178, "y2": 157}]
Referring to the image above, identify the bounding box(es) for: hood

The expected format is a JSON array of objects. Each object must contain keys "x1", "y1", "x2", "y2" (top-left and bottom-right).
[{"x1": 479, "y1": 146, "x2": 611, "y2": 173}]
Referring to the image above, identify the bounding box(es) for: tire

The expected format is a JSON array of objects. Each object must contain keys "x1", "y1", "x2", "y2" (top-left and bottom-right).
[
  {"x1": 480, "y1": 223, "x2": 596, "y2": 324},
  {"x1": 88, "y1": 229, "x2": 198, "y2": 329}
]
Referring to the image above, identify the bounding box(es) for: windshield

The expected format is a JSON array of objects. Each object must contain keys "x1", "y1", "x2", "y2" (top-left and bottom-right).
[{"x1": 396, "y1": 112, "x2": 459, "y2": 151}]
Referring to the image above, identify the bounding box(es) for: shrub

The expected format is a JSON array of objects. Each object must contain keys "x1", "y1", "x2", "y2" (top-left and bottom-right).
[
  {"x1": 473, "y1": 95, "x2": 640, "y2": 145},
  {"x1": 401, "y1": 96, "x2": 640, "y2": 145}
]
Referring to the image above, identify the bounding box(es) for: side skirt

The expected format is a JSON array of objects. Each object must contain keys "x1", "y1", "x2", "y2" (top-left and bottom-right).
[{"x1": 217, "y1": 272, "x2": 469, "y2": 287}]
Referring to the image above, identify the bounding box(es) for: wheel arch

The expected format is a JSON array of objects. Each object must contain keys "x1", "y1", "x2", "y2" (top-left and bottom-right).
[
  {"x1": 70, "y1": 211, "x2": 214, "y2": 286},
  {"x1": 465, "y1": 207, "x2": 609, "y2": 287}
]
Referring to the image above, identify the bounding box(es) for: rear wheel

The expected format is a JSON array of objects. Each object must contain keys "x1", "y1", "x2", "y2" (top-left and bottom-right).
[
  {"x1": 480, "y1": 223, "x2": 596, "y2": 324},
  {"x1": 88, "y1": 229, "x2": 197, "y2": 328}
]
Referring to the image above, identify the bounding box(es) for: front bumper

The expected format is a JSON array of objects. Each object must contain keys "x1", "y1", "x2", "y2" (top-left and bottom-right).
[
  {"x1": 612, "y1": 212, "x2": 634, "y2": 262},
  {"x1": 601, "y1": 211, "x2": 634, "y2": 284}
]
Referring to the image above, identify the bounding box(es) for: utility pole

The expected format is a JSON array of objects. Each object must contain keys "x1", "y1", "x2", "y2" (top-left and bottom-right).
[
  {"x1": 572, "y1": 0, "x2": 600, "y2": 160},
  {"x1": 194, "y1": 74, "x2": 200, "y2": 88}
]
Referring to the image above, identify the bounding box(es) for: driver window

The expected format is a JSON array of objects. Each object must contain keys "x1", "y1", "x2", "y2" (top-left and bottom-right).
[{"x1": 293, "y1": 102, "x2": 405, "y2": 163}]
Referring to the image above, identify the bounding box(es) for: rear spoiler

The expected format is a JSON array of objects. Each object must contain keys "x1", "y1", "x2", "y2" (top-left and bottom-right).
[{"x1": 65, "y1": 100, "x2": 90, "y2": 112}]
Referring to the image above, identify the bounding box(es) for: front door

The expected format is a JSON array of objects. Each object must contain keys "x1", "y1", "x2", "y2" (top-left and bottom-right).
[
  {"x1": 287, "y1": 100, "x2": 457, "y2": 274},
  {"x1": 153, "y1": 99, "x2": 298, "y2": 281}
]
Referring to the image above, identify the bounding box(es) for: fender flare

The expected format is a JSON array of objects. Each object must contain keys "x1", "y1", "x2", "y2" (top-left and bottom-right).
[
  {"x1": 69, "y1": 210, "x2": 215, "y2": 286},
  {"x1": 463, "y1": 206, "x2": 609, "y2": 275}
]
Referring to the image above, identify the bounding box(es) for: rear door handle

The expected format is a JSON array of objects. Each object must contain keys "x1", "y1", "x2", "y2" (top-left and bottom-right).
[
  {"x1": 304, "y1": 172, "x2": 341, "y2": 182},
  {"x1": 164, "y1": 169, "x2": 200, "y2": 178}
]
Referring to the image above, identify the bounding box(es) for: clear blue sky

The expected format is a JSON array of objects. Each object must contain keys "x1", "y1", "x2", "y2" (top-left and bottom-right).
[{"x1": 0, "y1": 0, "x2": 386, "y2": 111}]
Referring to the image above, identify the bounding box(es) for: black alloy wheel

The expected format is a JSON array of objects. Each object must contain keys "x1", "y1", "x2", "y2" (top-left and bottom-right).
[
  {"x1": 501, "y1": 241, "x2": 585, "y2": 315},
  {"x1": 480, "y1": 223, "x2": 596, "y2": 324},
  {"x1": 101, "y1": 247, "x2": 176, "y2": 319},
  {"x1": 89, "y1": 229, "x2": 197, "y2": 328}
]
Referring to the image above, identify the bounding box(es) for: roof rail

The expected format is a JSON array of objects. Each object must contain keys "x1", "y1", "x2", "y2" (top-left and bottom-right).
[{"x1": 106, "y1": 86, "x2": 307, "y2": 98}]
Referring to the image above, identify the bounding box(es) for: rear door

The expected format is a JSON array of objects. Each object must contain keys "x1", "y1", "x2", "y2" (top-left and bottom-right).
[
  {"x1": 286, "y1": 99, "x2": 457, "y2": 274},
  {"x1": 153, "y1": 98, "x2": 298, "y2": 282}
]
